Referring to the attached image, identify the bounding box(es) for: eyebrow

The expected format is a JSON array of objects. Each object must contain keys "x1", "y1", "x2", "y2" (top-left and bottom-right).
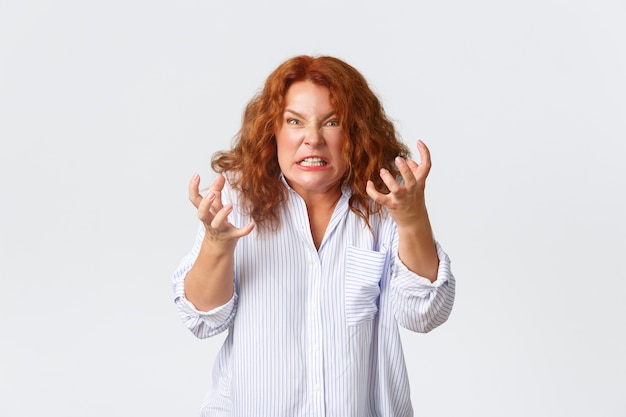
[{"x1": 284, "y1": 109, "x2": 337, "y2": 120}]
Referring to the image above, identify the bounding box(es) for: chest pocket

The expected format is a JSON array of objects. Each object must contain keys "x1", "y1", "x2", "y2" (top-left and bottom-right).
[{"x1": 344, "y1": 246, "x2": 387, "y2": 326}]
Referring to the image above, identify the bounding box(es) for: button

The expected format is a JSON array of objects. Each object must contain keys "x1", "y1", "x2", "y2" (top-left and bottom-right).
[{"x1": 313, "y1": 384, "x2": 320, "y2": 391}]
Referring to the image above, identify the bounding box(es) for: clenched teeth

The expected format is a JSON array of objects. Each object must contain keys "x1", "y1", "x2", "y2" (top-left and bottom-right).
[{"x1": 298, "y1": 157, "x2": 327, "y2": 167}]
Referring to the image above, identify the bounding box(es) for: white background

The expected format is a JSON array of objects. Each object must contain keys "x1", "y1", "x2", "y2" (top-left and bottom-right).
[{"x1": 1, "y1": 0, "x2": 625, "y2": 416}]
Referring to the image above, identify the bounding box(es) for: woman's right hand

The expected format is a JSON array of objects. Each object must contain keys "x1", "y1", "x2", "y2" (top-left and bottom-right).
[
  {"x1": 188, "y1": 173, "x2": 255, "y2": 249},
  {"x1": 184, "y1": 174, "x2": 253, "y2": 311}
]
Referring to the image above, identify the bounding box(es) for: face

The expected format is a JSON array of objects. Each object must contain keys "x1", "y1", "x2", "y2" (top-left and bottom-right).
[{"x1": 275, "y1": 80, "x2": 346, "y2": 199}]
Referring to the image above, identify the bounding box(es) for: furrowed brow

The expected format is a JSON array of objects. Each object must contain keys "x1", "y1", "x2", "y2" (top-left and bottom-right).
[{"x1": 284, "y1": 109, "x2": 337, "y2": 120}]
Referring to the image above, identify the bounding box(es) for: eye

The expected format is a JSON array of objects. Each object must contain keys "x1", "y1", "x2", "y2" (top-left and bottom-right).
[
  {"x1": 325, "y1": 119, "x2": 340, "y2": 127},
  {"x1": 287, "y1": 118, "x2": 301, "y2": 125}
]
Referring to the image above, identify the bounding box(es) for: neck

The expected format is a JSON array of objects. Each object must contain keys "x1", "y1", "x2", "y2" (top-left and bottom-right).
[{"x1": 300, "y1": 188, "x2": 342, "y2": 211}]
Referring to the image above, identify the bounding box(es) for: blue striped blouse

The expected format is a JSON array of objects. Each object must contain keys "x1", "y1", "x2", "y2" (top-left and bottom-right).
[{"x1": 172, "y1": 178, "x2": 455, "y2": 417}]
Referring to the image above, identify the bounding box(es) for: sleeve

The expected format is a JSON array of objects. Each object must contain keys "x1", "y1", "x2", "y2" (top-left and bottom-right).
[
  {"x1": 390, "y1": 240, "x2": 456, "y2": 333},
  {"x1": 171, "y1": 223, "x2": 238, "y2": 339}
]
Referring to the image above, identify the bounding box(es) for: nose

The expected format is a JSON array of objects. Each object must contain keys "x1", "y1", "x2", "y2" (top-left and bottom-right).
[{"x1": 303, "y1": 126, "x2": 324, "y2": 146}]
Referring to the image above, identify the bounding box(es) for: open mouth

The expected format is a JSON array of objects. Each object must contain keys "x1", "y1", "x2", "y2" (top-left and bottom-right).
[{"x1": 298, "y1": 157, "x2": 327, "y2": 167}]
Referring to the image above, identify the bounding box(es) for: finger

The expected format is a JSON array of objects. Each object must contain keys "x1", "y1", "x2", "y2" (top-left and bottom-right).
[
  {"x1": 365, "y1": 180, "x2": 389, "y2": 205},
  {"x1": 209, "y1": 175, "x2": 226, "y2": 211},
  {"x1": 209, "y1": 204, "x2": 255, "y2": 237},
  {"x1": 395, "y1": 156, "x2": 417, "y2": 188},
  {"x1": 415, "y1": 140, "x2": 432, "y2": 177},
  {"x1": 188, "y1": 173, "x2": 203, "y2": 208},
  {"x1": 232, "y1": 221, "x2": 256, "y2": 239},
  {"x1": 197, "y1": 191, "x2": 216, "y2": 223},
  {"x1": 378, "y1": 167, "x2": 401, "y2": 193},
  {"x1": 210, "y1": 203, "x2": 234, "y2": 230}
]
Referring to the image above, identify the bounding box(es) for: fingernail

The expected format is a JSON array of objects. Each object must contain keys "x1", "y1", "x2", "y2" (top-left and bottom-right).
[
  {"x1": 395, "y1": 156, "x2": 405, "y2": 166},
  {"x1": 206, "y1": 191, "x2": 215, "y2": 200},
  {"x1": 191, "y1": 173, "x2": 199, "y2": 181},
  {"x1": 380, "y1": 168, "x2": 388, "y2": 175}
]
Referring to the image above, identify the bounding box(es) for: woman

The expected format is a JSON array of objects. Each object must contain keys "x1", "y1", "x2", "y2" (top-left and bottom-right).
[{"x1": 172, "y1": 55, "x2": 455, "y2": 417}]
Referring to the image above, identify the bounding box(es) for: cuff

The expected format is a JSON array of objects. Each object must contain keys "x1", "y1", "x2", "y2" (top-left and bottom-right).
[
  {"x1": 175, "y1": 291, "x2": 238, "y2": 325},
  {"x1": 392, "y1": 241, "x2": 452, "y2": 294}
]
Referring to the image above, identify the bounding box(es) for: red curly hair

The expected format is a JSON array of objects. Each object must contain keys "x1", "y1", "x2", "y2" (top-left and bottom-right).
[{"x1": 211, "y1": 55, "x2": 410, "y2": 231}]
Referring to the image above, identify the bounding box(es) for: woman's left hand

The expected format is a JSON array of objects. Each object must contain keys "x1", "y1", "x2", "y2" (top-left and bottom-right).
[
  {"x1": 366, "y1": 140, "x2": 438, "y2": 280},
  {"x1": 365, "y1": 140, "x2": 432, "y2": 227}
]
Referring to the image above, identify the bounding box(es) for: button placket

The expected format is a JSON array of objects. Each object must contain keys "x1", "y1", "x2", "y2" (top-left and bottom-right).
[{"x1": 307, "y1": 254, "x2": 325, "y2": 415}]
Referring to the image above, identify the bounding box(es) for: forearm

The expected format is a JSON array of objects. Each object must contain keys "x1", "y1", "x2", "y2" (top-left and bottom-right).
[
  {"x1": 391, "y1": 241, "x2": 455, "y2": 332},
  {"x1": 397, "y1": 205, "x2": 439, "y2": 282},
  {"x1": 184, "y1": 237, "x2": 236, "y2": 311}
]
